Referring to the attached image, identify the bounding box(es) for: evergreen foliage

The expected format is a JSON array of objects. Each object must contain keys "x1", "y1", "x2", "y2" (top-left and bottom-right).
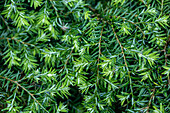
[{"x1": 0, "y1": 0, "x2": 169, "y2": 112}]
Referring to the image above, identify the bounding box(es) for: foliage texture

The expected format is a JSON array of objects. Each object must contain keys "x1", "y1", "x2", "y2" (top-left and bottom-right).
[{"x1": 0, "y1": 0, "x2": 169, "y2": 112}]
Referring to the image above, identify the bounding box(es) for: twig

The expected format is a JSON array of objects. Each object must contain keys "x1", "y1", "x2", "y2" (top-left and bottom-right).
[
  {"x1": 85, "y1": 5, "x2": 96, "y2": 12},
  {"x1": 64, "y1": 47, "x2": 74, "y2": 66},
  {"x1": 59, "y1": 46, "x2": 74, "y2": 73},
  {"x1": 64, "y1": 11, "x2": 73, "y2": 18},
  {"x1": 107, "y1": 21, "x2": 135, "y2": 107},
  {"x1": 107, "y1": 21, "x2": 128, "y2": 70},
  {"x1": 89, "y1": 8, "x2": 145, "y2": 39},
  {"x1": 140, "y1": 88, "x2": 156, "y2": 112},
  {"x1": 114, "y1": 16, "x2": 145, "y2": 39},
  {"x1": 0, "y1": 15, "x2": 10, "y2": 30},
  {"x1": 98, "y1": 26, "x2": 104, "y2": 56},
  {"x1": 146, "y1": 88, "x2": 156, "y2": 113},
  {"x1": 0, "y1": 76, "x2": 49, "y2": 113},
  {"x1": 139, "y1": 0, "x2": 148, "y2": 7},
  {"x1": 97, "y1": 25, "x2": 104, "y2": 84},
  {"x1": 161, "y1": 0, "x2": 164, "y2": 15},
  {"x1": 0, "y1": 37, "x2": 34, "y2": 46},
  {"x1": 50, "y1": 0, "x2": 60, "y2": 18}
]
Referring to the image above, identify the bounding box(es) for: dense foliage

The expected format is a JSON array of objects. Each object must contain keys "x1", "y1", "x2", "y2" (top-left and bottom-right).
[{"x1": 0, "y1": 0, "x2": 169, "y2": 112}]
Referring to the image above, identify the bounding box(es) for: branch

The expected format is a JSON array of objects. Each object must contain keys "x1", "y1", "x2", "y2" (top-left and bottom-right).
[
  {"x1": 161, "y1": 0, "x2": 164, "y2": 15},
  {"x1": 141, "y1": 88, "x2": 155, "y2": 113},
  {"x1": 50, "y1": 0, "x2": 60, "y2": 18},
  {"x1": 0, "y1": 76, "x2": 49, "y2": 113},
  {"x1": 114, "y1": 16, "x2": 145, "y2": 39},
  {"x1": 146, "y1": 88, "x2": 155, "y2": 113},
  {"x1": 139, "y1": 0, "x2": 148, "y2": 7},
  {"x1": 85, "y1": 5, "x2": 96, "y2": 12},
  {"x1": 98, "y1": 25, "x2": 104, "y2": 56},
  {"x1": 89, "y1": 9, "x2": 145, "y2": 39},
  {"x1": 97, "y1": 25, "x2": 104, "y2": 84},
  {"x1": 107, "y1": 21, "x2": 128, "y2": 70},
  {"x1": 107, "y1": 21, "x2": 134, "y2": 106},
  {"x1": 64, "y1": 47, "x2": 74, "y2": 67},
  {"x1": 59, "y1": 46, "x2": 74, "y2": 74},
  {"x1": 0, "y1": 15, "x2": 10, "y2": 30},
  {"x1": 0, "y1": 37, "x2": 34, "y2": 46}
]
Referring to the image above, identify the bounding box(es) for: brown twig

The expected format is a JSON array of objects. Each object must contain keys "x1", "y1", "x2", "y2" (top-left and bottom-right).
[
  {"x1": 59, "y1": 46, "x2": 74, "y2": 74},
  {"x1": 98, "y1": 26, "x2": 104, "y2": 56},
  {"x1": 64, "y1": 47, "x2": 74, "y2": 66},
  {"x1": 50, "y1": 0, "x2": 57, "y2": 12},
  {"x1": 0, "y1": 51, "x2": 3, "y2": 55},
  {"x1": 64, "y1": 11, "x2": 73, "y2": 18},
  {"x1": 0, "y1": 15, "x2": 10, "y2": 30},
  {"x1": 89, "y1": 7, "x2": 145, "y2": 39},
  {"x1": 50, "y1": 0, "x2": 60, "y2": 18},
  {"x1": 107, "y1": 21, "x2": 134, "y2": 101},
  {"x1": 85, "y1": 5, "x2": 96, "y2": 12},
  {"x1": 0, "y1": 37, "x2": 33, "y2": 46},
  {"x1": 97, "y1": 25, "x2": 104, "y2": 83},
  {"x1": 114, "y1": 16, "x2": 145, "y2": 39},
  {"x1": 139, "y1": 0, "x2": 148, "y2": 7},
  {"x1": 140, "y1": 88, "x2": 156, "y2": 112},
  {"x1": 0, "y1": 76, "x2": 49, "y2": 113},
  {"x1": 146, "y1": 88, "x2": 156, "y2": 113},
  {"x1": 161, "y1": 0, "x2": 164, "y2": 15},
  {"x1": 107, "y1": 21, "x2": 128, "y2": 70}
]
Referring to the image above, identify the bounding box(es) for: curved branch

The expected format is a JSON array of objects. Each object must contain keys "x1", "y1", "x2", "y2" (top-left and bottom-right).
[
  {"x1": 139, "y1": 0, "x2": 148, "y2": 7},
  {"x1": 0, "y1": 37, "x2": 34, "y2": 46},
  {"x1": 114, "y1": 16, "x2": 145, "y2": 39},
  {"x1": 50, "y1": 0, "x2": 60, "y2": 18},
  {"x1": 59, "y1": 46, "x2": 74, "y2": 74},
  {"x1": 0, "y1": 76, "x2": 49, "y2": 113},
  {"x1": 107, "y1": 21, "x2": 134, "y2": 106},
  {"x1": 97, "y1": 25, "x2": 104, "y2": 85},
  {"x1": 107, "y1": 21, "x2": 128, "y2": 70},
  {"x1": 0, "y1": 15, "x2": 10, "y2": 30}
]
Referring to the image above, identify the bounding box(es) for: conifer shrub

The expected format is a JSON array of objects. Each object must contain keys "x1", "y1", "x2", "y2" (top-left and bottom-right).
[{"x1": 0, "y1": 0, "x2": 169, "y2": 112}]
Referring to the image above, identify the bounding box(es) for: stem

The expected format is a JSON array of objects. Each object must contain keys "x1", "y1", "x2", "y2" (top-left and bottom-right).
[
  {"x1": 0, "y1": 15, "x2": 10, "y2": 30},
  {"x1": 0, "y1": 37, "x2": 34, "y2": 46},
  {"x1": 89, "y1": 8, "x2": 145, "y2": 39},
  {"x1": 107, "y1": 21, "x2": 134, "y2": 107},
  {"x1": 97, "y1": 25, "x2": 104, "y2": 85},
  {"x1": 0, "y1": 76, "x2": 49, "y2": 113},
  {"x1": 114, "y1": 16, "x2": 145, "y2": 39},
  {"x1": 107, "y1": 21, "x2": 128, "y2": 70},
  {"x1": 146, "y1": 88, "x2": 156, "y2": 113},
  {"x1": 139, "y1": 0, "x2": 148, "y2": 7},
  {"x1": 161, "y1": 0, "x2": 164, "y2": 15},
  {"x1": 50, "y1": 0, "x2": 60, "y2": 18},
  {"x1": 59, "y1": 46, "x2": 74, "y2": 74},
  {"x1": 85, "y1": 5, "x2": 96, "y2": 12}
]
